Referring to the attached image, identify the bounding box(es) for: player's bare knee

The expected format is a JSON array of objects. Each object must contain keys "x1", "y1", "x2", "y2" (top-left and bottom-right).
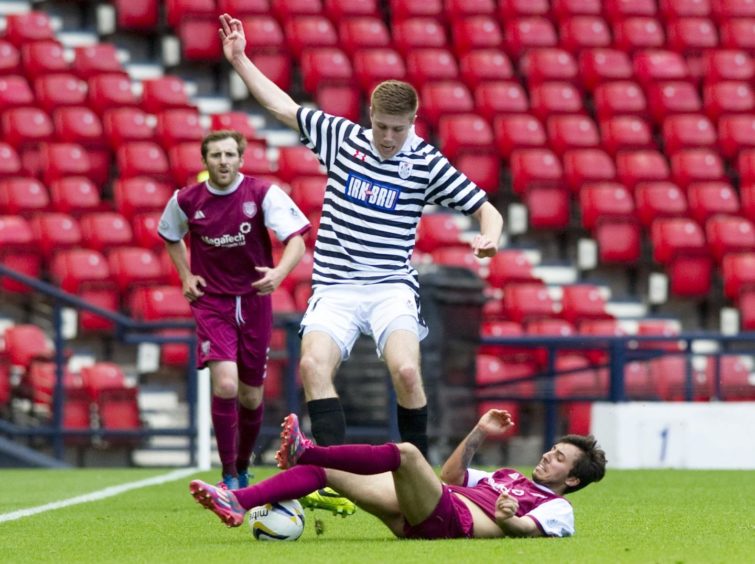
[
  {"x1": 394, "y1": 363, "x2": 422, "y2": 394},
  {"x1": 212, "y1": 378, "x2": 237, "y2": 398},
  {"x1": 396, "y1": 442, "x2": 423, "y2": 466}
]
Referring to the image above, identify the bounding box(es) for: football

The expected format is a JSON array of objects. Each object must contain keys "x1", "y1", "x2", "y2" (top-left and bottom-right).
[{"x1": 248, "y1": 499, "x2": 305, "y2": 541}]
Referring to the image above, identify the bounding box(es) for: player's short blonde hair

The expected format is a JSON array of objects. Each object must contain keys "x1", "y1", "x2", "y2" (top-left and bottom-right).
[
  {"x1": 370, "y1": 80, "x2": 419, "y2": 116},
  {"x1": 201, "y1": 130, "x2": 247, "y2": 159}
]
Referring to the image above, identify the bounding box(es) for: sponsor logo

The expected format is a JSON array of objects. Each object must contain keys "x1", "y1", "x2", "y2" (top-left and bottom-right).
[
  {"x1": 354, "y1": 149, "x2": 367, "y2": 161},
  {"x1": 398, "y1": 160, "x2": 413, "y2": 179},
  {"x1": 193, "y1": 210, "x2": 205, "y2": 220},
  {"x1": 345, "y1": 173, "x2": 399, "y2": 211},
  {"x1": 200, "y1": 221, "x2": 252, "y2": 248}
]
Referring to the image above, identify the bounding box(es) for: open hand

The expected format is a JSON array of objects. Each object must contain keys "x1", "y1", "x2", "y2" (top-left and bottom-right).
[
  {"x1": 477, "y1": 409, "x2": 515, "y2": 436},
  {"x1": 218, "y1": 13, "x2": 246, "y2": 61}
]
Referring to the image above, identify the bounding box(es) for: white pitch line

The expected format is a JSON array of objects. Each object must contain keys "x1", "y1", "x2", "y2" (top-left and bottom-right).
[{"x1": 0, "y1": 467, "x2": 198, "y2": 524}]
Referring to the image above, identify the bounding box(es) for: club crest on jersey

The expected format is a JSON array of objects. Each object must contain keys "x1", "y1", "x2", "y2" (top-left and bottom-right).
[
  {"x1": 242, "y1": 201, "x2": 257, "y2": 218},
  {"x1": 398, "y1": 160, "x2": 413, "y2": 179},
  {"x1": 345, "y1": 173, "x2": 399, "y2": 211}
]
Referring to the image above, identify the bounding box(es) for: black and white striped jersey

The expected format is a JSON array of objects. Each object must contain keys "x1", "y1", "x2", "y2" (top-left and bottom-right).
[{"x1": 297, "y1": 107, "x2": 487, "y2": 294}]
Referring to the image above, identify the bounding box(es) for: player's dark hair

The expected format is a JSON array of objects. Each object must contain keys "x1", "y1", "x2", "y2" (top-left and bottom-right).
[
  {"x1": 557, "y1": 434, "x2": 607, "y2": 494},
  {"x1": 371, "y1": 80, "x2": 419, "y2": 116},
  {"x1": 201, "y1": 130, "x2": 247, "y2": 159}
]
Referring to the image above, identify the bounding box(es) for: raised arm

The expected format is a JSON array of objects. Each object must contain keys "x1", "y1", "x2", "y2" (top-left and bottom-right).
[
  {"x1": 219, "y1": 13, "x2": 301, "y2": 131},
  {"x1": 470, "y1": 201, "x2": 503, "y2": 258},
  {"x1": 439, "y1": 409, "x2": 515, "y2": 485}
]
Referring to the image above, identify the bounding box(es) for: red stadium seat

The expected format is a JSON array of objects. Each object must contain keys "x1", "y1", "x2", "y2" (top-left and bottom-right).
[
  {"x1": 458, "y1": 49, "x2": 514, "y2": 90},
  {"x1": 646, "y1": 81, "x2": 702, "y2": 123},
  {"x1": 276, "y1": 145, "x2": 323, "y2": 184},
  {"x1": 593, "y1": 81, "x2": 648, "y2": 121},
  {"x1": 271, "y1": 0, "x2": 323, "y2": 21},
  {"x1": 661, "y1": 114, "x2": 717, "y2": 154},
  {"x1": 554, "y1": 355, "x2": 603, "y2": 398},
  {"x1": 437, "y1": 114, "x2": 494, "y2": 161},
  {"x1": 521, "y1": 48, "x2": 579, "y2": 87},
  {"x1": 48, "y1": 177, "x2": 102, "y2": 216},
  {"x1": 594, "y1": 219, "x2": 643, "y2": 264},
  {"x1": 454, "y1": 153, "x2": 501, "y2": 194},
  {"x1": 97, "y1": 387, "x2": 142, "y2": 438},
  {"x1": 114, "y1": 0, "x2": 159, "y2": 31},
  {"x1": 116, "y1": 142, "x2": 170, "y2": 182},
  {"x1": 131, "y1": 212, "x2": 163, "y2": 250},
  {"x1": 20, "y1": 41, "x2": 68, "y2": 79},
  {"x1": 615, "y1": 150, "x2": 670, "y2": 189},
  {"x1": 562, "y1": 148, "x2": 616, "y2": 194},
  {"x1": 722, "y1": 252, "x2": 755, "y2": 298},
  {"x1": 129, "y1": 285, "x2": 192, "y2": 320},
  {"x1": 4, "y1": 12, "x2": 55, "y2": 47},
  {"x1": 494, "y1": 114, "x2": 547, "y2": 159},
  {"x1": 475, "y1": 355, "x2": 537, "y2": 401},
  {"x1": 500, "y1": 0, "x2": 550, "y2": 19},
  {"x1": 504, "y1": 18, "x2": 559, "y2": 59},
  {"x1": 703, "y1": 81, "x2": 755, "y2": 121},
  {"x1": 651, "y1": 217, "x2": 707, "y2": 264},
  {"x1": 579, "y1": 182, "x2": 635, "y2": 230},
  {"x1": 559, "y1": 16, "x2": 612, "y2": 53},
  {"x1": 1, "y1": 324, "x2": 53, "y2": 371},
  {"x1": 479, "y1": 319, "x2": 530, "y2": 360},
  {"x1": 719, "y1": 19, "x2": 755, "y2": 52},
  {"x1": 38, "y1": 143, "x2": 92, "y2": 185},
  {"x1": 718, "y1": 114, "x2": 755, "y2": 159},
  {"x1": 633, "y1": 50, "x2": 692, "y2": 86},
  {"x1": 0, "y1": 75, "x2": 34, "y2": 108},
  {"x1": 34, "y1": 74, "x2": 88, "y2": 113},
  {"x1": 705, "y1": 355, "x2": 755, "y2": 399},
  {"x1": 392, "y1": 18, "x2": 448, "y2": 58},
  {"x1": 579, "y1": 318, "x2": 627, "y2": 364},
  {"x1": 430, "y1": 247, "x2": 483, "y2": 275},
  {"x1": 0, "y1": 144, "x2": 22, "y2": 179},
  {"x1": 502, "y1": 283, "x2": 557, "y2": 324},
  {"x1": 165, "y1": 0, "x2": 215, "y2": 29},
  {"x1": 52, "y1": 106, "x2": 106, "y2": 149},
  {"x1": 419, "y1": 81, "x2": 474, "y2": 127},
  {"x1": 323, "y1": 0, "x2": 380, "y2": 20},
  {"x1": 168, "y1": 142, "x2": 204, "y2": 186},
  {"x1": 552, "y1": 0, "x2": 603, "y2": 20},
  {"x1": 445, "y1": 0, "x2": 495, "y2": 18},
  {"x1": 687, "y1": 181, "x2": 740, "y2": 224},
  {"x1": 79, "y1": 212, "x2": 134, "y2": 253},
  {"x1": 80, "y1": 362, "x2": 126, "y2": 401},
  {"x1": 415, "y1": 214, "x2": 466, "y2": 253},
  {"x1": 0, "y1": 215, "x2": 37, "y2": 293},
  {"x1": 88, "y1": 73, "x2": 139, "y2": 114},
  {"x1": 239, "y1": 140, "x2": 272, "y2": 176},
  {"x1": 529, "y1": 82, "x2": 584, "y2": 122},
  {"x1": 299, "y1": 47, "x2": 352, "y2": 93},
  {"x1": 666, "y1": 17, "x2": 719, "y2": 55},
  {"x1": 702, "y1": 49, "x2": 753, "y2": 82},
  {"x1": 0, "y1": 40, "x2": 21, "y2": 75},
  {"x1": 742, "y1": 182, "x2": 755, "y2": 221},
  {"x1": 525, "y1": 186, "x2": 571, "y2": 229},
  {"x1": 578, "y1": 48, "x2": 634, "y2": 91},
  {"x1": 155, "y1": 109, "x2": 205, "y2": 148},
  {"x1": 241, "y1": 15, "x2": 285, "y2": 54},
  {"x1": 605, "y1": 0, "x2": 658, "y2": 22},
  {"x1": 388, "y1": 0, "x2": 444, "y2": 23},
  {"x1": 0, "y1": 177, "x2": 49, "y2": 216},
  {"x1": 546, "y1": 115, "x2": 600, "y2": 156},
  {"x1": 108, "y1": 247, "x2": 164, "y2": 294},
  {"x1": 178, "y1": 18, "x2": 223, "y2": 62},
  {"x1": 284, "y1": 16, "x2": 338, "y2": 59},
  {"x1": 660, "y1": 0, "x2": 712, "y2": 19},
  {"x1": 739, "y1": 150, "x2": 755, "y2": 184},
  {"x1": 634, "y1": 181, "x2": 688, "y2": 228},
  {"x1": 598, "y1": 116, "x2": 655, "y2": 156},
  {"x1": 29, "y1": 213, "x2": 82, "y2": 260},
  {"x1": 474, "y1": 81, "x2": 529, "y2": 123},
  {"x1": 113, "y1": 177, "x2": 172, "y2": 219},
  {"x1": 210, "y1": 111, "x2": 257, "y2": 139},
  {"x1": 103, "y1": 107, "x2": 155, "y2": 148},
  {"x1": 509, "y1": 148, "x2": 563, "y2": 195},
  {"x1": 405, "y1": 48, "x2": 459, "y2": 89},
  {"x1": 50, "y1": 248, "x2": 112, "y2": 293},
  {"x1": 670, "y1": 148, "x2": 725, "y2": 188},
  {"x1": 141, "y1": 77, "x2": 193, "y2": 114},
  {"x1": 72, "y1": 44, "x2": 125, "y2": 79},
  {"x1": 450, "y1": 16, "x2": 504, "y2": 57},
  {"x1": 338, "y1": 17, "x2": 391, "y2": 53},
  {"x1": 706, "y1": 215, "x2": 755, "y2": 262},
  {"x1": 527, "y1": 319, "x2": 580, "y2": 368},
  {"x1": 613, "y1": 17, "x2": 666, "y2": 53},
  {"x1": 352, "y1": 48, "x2": 406, "y2": 95},
  {"x1": 289, "y1": 176, "x2": 326, "y2": 218},
  {"x1": 487, "y1": 249, "x2": 541, "y2": 289},
  {"x1": 315, "y1": 84, "x2": 361, "y2": 123}
]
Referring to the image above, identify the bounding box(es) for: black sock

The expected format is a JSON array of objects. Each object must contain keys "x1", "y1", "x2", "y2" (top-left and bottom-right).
[
  {"x1": 307, "y1": 398, "x2": 346, "y2": 446},
  {"x1": 397, "y1": 404, "x2": 428, "y2": 459}
]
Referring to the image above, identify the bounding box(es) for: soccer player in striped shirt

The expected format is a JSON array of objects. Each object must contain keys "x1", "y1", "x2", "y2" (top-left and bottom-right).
[{"x1": 218, "y1": 14, "x2": 503, "y2": 465}]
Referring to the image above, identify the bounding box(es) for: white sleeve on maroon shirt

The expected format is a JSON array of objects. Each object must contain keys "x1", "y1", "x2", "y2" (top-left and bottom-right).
[
  {"x1": 464, "y1": 468, "x2": 494, "y2": 487},
  {"x1": 262, "y1": 184, "x2": 311, "y2": 242},
  {"x1": 525, "y1": 498, "x2": 575, "y2": 537},
  {"x1": 158, "y1": 190, "x2": 189, "y2": 242}
]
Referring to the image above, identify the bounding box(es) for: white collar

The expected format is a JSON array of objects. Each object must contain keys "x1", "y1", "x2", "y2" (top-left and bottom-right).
[
  {"x1": 365, "y1": 126, "x2": 419, "y2": 161},
  {"x1": 205, "y1": 173, "x2": 243, "y2": 195}
]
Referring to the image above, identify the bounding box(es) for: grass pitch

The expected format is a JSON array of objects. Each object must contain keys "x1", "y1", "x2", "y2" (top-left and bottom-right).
[{"x1": 1, "y1": 466, "x2": 753, "y2": 563}]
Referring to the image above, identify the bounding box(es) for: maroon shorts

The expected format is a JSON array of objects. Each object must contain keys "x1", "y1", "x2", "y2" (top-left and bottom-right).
[
  {"x1": 403, "y1": 488, "x2": 474, "y2": 540},
  {"x1": 190, "y1": 292, "x2": 272, "y2": 386}
]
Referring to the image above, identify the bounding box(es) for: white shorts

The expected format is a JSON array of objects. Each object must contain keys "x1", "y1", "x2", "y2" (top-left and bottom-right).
[{"x1": 300, "y1": 283, "x2": 429, "y2": 360}]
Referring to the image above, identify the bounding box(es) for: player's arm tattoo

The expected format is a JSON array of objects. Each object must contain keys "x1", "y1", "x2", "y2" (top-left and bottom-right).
[{"x1": 461, "y1": 427, "x2": 487, "y2": 467}]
